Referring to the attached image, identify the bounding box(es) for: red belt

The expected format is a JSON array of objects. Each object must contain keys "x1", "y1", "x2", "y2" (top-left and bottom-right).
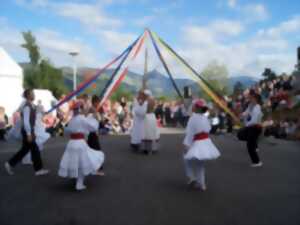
[
  {"x1": 193, "y1": 132, "x2": 209, "y2": 141},
  {"x1": 70, "y1": 133, "x2": 85, "y2": 140}
]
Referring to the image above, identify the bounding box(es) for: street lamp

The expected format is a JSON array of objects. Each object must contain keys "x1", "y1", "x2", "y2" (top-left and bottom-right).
[{"x1": 69, "y1": 51, "x2": 79, "y2": 92}]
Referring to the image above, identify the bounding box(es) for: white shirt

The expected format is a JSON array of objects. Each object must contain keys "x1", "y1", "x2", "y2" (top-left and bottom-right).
[
  {"x1": 244, "y1": 104, "x2": 263, "y2": 127},
  {"x1": 183, "y1": 113, "x2": 211, "y2": 147}
]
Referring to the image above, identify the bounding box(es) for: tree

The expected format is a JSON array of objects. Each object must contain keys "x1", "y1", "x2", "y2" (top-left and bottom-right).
[
  {"x1": 233, "y1": 81, "x2": 244, "y2": 96},
  {"x1": 200, "y1": 60, "x2": 230, "y2": 97},
  {"x1": 21, "y1": 31, "x2": 40, "y2": 66},
  {"x1": 262, "y1": 68, "x2": 277, "y2": 81},
  {"x1": 21, "y1": 31, "x2": 67, "y2": 98}
]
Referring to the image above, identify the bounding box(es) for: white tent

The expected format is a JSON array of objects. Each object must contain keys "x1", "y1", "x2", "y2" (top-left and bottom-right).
[
  {"x1": 34, "y1": 89, "x2": 57, "y2": 112},
  {"x1": 0, "y1": 47, "x2": 24, "y2": 118}
]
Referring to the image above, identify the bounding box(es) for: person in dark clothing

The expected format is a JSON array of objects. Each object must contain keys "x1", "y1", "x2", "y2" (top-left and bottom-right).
[
  {"x1": 4, "y1": 89, "x2": 49, "y2": 176},
  {"x1": 0, "y1": 106, "x2": 8, "y2": 141}
]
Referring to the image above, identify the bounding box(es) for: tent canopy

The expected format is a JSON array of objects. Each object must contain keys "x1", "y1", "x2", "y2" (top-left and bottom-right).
[
  {"x1": 0, "y1": 47, "x2": 23, "y2": 78},
  {"x1": 0, "y1": 47, "x2": 24, "y2": 118}
]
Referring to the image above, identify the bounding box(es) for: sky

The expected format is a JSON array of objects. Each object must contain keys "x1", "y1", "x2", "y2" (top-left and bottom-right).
[{"x1": 0, "y1": 0, "x2": 300, "y2": 79}]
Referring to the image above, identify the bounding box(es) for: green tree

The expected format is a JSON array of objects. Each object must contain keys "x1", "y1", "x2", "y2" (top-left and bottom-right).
[
  {"x1": 200, "y1": 60, "x2": 230, "y2": 96},
  {"x1": 262, "y1": 68, "x2": 277, "y2": 81},
  {"x1": 21, "y1": 31, "x2": 40, "y2": 66},
  {"x1": 21, "y1": 31, "x2": 67, "y2": 98}
]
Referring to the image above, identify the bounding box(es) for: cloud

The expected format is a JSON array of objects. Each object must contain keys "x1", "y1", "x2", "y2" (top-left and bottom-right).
[
  {"x1": 176, "y1": 16, "x2": 298, "y2": 78},
  {"x1": 224, "y1": 1, "x2": 269, "y2": 22},
  {"x1": 228, "y1": 0, "x2": 237, "y2": 8},
  {"x1": 14, "y1": 0, "x2": 123, "y2": 29},
  {"x1": 242, "y1": 3, "x2": 269, "y2": 22},
  {"x1": 257, "y1": 15, "x2": 300, "y2": 38},
  {"x1": 0, "y1": 17, "x2": 102, "y2": 67},
  {"x1": 211, "y1": 20, "x2": 244, "y2": 37},
  {"x1": 54, "y1": 2, "x2": 122, "y2": 29},
  {"x1": 35, "y1": 29, "x2": 101, "y2": 67},
  {"x1": 181, "y1": 19, "x2": 244, "y2": 47},
  {"x1": 134, "y1": 16, "x2": 155, "y2": 27},
  {"x1": 98, "y1": 30, "x2": 136, "y2": 55}
]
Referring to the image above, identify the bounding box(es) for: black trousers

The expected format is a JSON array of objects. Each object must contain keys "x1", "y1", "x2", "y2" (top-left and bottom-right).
[
  {"x1": 238, "y1": 126, "x2": 262, "y2": 164},
  {"x1": 8, "y1": 131, "x2": 43, "y2": 171},
  {"x1": 0, "y1": 129, "x2": 6, "y2": 140},
  {"x1": 87, "y1": 132, "x2": 101, "y2": 150}
]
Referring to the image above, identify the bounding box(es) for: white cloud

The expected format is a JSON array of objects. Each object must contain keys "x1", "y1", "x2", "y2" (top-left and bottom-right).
[
  {"x1": 181, "y1": 19, "x2": 244, "y2": 47},
  {"x1": 134, "y1": 16, "x2": 155, "y2": 27},
  {"x1": 242, "y1": 3, "x2": 269, "y2": 22},
  {"x1": 98, "y1": 30, "x2": 137, "y2": 55},
  {"x1": 228, "y1": 0, "x2": 237, "y2": 8},
  {"x1": 175, "y1": 16, "x2": 299, "y2": 79},
  {"x1": 35, "y1": 29, "x2": 101, "y2": 67},
  {"x1": 0, "y1": 17, "x2": 102, "y2": 67},
  {"x1": 257, "y1": 15, "x2": 300, "y2": 38},
  {"x1": 224, "y1": 1, "x2": 269, "y2": 22},
  {"x1": 211, "y1": 20, "x2": 244, "y2": 37},
  {"x1": 14, "y1": 0, "x2": 123, "y2": 29},
  {"x1": 54, "y1": 2, "x2": 122, "y2": 29}
]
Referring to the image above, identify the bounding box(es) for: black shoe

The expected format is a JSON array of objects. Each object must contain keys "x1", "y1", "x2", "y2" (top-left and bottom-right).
[
  {"x1": 143, "y1": 150, "x2": 149, "y2": 155},
  {"x1": 131, "y1": 144, "x2": 139, "y2": 151}
]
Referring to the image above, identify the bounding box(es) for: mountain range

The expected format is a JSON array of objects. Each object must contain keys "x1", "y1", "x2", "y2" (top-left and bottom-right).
[{"x1": 62, "y1": 67, "x2": 257, "y2": 97}]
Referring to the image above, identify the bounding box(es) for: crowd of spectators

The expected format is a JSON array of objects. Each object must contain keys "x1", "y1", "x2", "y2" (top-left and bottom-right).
[{"x1": 0, "y1": 73, "x2": 299, "y2": 141}]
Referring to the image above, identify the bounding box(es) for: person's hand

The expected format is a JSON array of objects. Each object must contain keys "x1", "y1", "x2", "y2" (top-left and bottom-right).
[{"x1": 27, "y1": 134, "x2": 33, "y2": 143}]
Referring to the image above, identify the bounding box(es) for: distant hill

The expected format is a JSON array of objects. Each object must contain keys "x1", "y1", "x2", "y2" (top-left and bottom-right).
[{"x1": 20, "y1": 63, "x2": 258, "y2": 98}]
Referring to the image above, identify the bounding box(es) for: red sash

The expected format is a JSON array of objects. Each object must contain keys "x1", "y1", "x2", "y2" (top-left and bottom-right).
[
  {"x1": 70, "y1": 133, "x2": 85, "y2": 140},
  {"x1": 193, "y1": 132, "x2": 209, "y2": 141}
]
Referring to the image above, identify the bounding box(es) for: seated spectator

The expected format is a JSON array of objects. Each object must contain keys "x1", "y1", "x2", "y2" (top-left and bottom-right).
[{"x1": 99, "y1": 118, "x2": 112, "y2": 135}]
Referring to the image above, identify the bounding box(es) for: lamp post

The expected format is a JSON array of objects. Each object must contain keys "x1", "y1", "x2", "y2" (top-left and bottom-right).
[{"x1": 69, "y1": 51, "x2": 79, "y2": 92}]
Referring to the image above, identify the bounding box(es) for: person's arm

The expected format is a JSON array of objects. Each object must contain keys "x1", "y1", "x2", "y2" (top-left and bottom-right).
[
  {"x1": 23, "y1": 106, "x2": 32, "y2": 136},
  {"x1": 183, "y1": 117, "x2": 194, "y2": 148}
]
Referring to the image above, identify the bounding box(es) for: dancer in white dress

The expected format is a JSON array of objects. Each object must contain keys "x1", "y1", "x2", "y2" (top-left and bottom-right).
[
  {"x1": 130, "y1": 90, "x2": 148, "y2": 151},
  {"x1": 183, "y1": 99, "x2": 220, "y2": 190},
  {"x1": 142, "y1": 90, "x2": 160, "y2": 154},
  {"x1": 58, "y1": 101, "x2": 105, "y2": 191}
]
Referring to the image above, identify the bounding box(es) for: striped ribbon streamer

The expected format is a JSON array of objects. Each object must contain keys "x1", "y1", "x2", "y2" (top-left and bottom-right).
[
  {"x1": 151, "y1": 31, "x2": 240, "y2": 123},
  {"x1": 99, "y1": 31, "x2": 147, "y2": 107},
  {"x1": 147, "y1": 29, "x2": 183, "y2": 99},
  {"x1": 98, "y1": 45, "x2": 133, "y2": 102},
  {"x1": 46, "y1": 35, "x2": 142, "y2": 114}
]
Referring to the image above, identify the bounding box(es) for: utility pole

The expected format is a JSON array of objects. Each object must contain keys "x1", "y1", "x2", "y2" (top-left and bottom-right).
[{"x1": 142, "y1": 48, "x2": 148, "y2": 89}]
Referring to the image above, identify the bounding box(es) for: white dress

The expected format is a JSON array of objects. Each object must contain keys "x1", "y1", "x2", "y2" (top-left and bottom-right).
[
  {"x1": 143, "y1": 113, "x2": 160, "y2": 141},
  {"x1": 183, "y1": 113, "x2": 220, "y2": 161},
  {"x1": 130, "y1": 99, "x2": 147, "y2": 144},
  {"x1": 58, "y1": 114, "x2": 105, "y2": 178}
]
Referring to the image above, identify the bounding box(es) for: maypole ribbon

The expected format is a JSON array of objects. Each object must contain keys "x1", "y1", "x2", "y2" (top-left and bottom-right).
[
  {"x1": 147, "y1": 29, "x2": 183, "y2": 99},
  {"x1": 46, "y1": 35, "x2": 142, "y2": 114},
  {"x1": 98, "y1": 43, "x2": 134, "y2": 102},
  {"x1": 151, "y1": 31, "x2": 240, "y2": 123},
  {"x1": 99, "y1": 31, "x2": 147, "y2": 106}
]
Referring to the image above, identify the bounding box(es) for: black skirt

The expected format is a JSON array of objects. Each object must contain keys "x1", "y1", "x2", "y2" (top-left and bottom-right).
[{"x1": 87, "y1": 132, "x2": 101, "y2": 150}]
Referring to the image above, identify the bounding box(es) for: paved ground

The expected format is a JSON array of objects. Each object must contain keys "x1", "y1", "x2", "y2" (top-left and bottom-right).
[{"x1": 0, "y1": 132, "x2": 299, "y2": 225}]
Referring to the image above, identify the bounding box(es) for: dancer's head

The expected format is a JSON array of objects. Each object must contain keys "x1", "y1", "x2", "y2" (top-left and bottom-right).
[
  {"x1": 91, "y1": 95, "x2": 100, "y2": 108},
  {"x1": 71, "y1": 101, "x2": 83, "y2": 115},
  {"x1": 192, "y1": 99, "x2": 208, "y2": 114},
  {"x1": 23, "y1": 89, "x2": 35, "y2": 102},
  {"x1": 137, "y1": 89, "x2": 147, "y2": 102}
]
